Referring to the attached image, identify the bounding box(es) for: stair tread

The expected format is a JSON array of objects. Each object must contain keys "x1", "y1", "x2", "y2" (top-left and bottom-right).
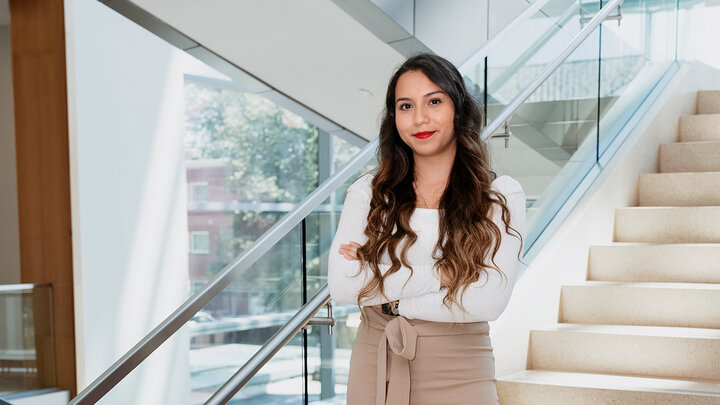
[
  {"x1": 499, "y1": 370, "x2": 720, "y2": 396},
  {"x1": 640, "y1": 171, "x2": 720, "y2": 177},
  {"x1": 617, "y1": 206, "x2": 720, "y2": 210},
  {"x1": 681, "y1": 112, "x2": 720, "y2": 118},
  {"x1": 591, "y1": 242, "x2": 720, "y2": 247},
  {"x1": 662, "y1": 140, "x2": 720, "y2": 145},
  {"x1": 564, "y1": 281, "x2": 720, "y2": 290},
  {"x1": 534, "y1": 323, "x2": 720, "y2": 339}
]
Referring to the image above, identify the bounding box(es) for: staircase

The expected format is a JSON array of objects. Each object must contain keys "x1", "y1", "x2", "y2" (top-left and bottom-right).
[{"x1": 497, "y1": 90, "x2": 720, "y2": 404}]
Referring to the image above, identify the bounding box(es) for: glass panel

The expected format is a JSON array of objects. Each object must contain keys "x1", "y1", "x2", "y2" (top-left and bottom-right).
[
  {"x1": 485, "y1": 0, "x2": 594, "y2": 108},
  {"x1": 183, "y1": 55, "x2": 331, "y2": 403},
  {"x1": 90, "y1": 38, "x2": 376, "y2": 404},
  {"x1": 463, "y1": 0, "x2": 685, "y2": 255},
  {"x1": 218, "y1": 328, "x2": 306, "y2": 404},
  {"x1": 598, "y1": 0, "x2": 678, "y2": 156},
  {"x1": 101, "y1": 220, "x2": 306, "y2": 404},
  {"x1": 305, "y1": 304, "x2": 358, "y2": 404},
  {"x1": 332, "y1": 134, "x2": 363, "y2": 172},
  {"x1": 676, "y1": 0, "x2": 701, "y2": 63},
  {"x1": 486, "y1": 23, "x2": 601, "y2": 253},
  {"x1": 456, "y1": 0, "x2": 604, "y2": 253},
  {"x1": 184, "y1": 73, "x2": 321, "y2": 284},
  {"x1": 461, "y1": 0, "x2": 593, "y2": 104},
  {"x1": 0, "y1": 285, "x2": 54, "y2": 395},
  {"x1": 304, "y1": 161, "x2": 378, "y2": 403},
  {"x1": 189, "y1": 221, "x2": 304, "y2": 404}
]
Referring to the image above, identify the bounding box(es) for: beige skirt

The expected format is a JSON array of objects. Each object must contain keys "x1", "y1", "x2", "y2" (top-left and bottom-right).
[{"x1": 346, "y1": 306, "x2": 498, "y2": 405}]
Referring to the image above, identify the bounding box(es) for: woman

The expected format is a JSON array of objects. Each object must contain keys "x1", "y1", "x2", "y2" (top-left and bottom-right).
[{"x1": 328, "y1": 53, "x2": 526, "y2": 405}]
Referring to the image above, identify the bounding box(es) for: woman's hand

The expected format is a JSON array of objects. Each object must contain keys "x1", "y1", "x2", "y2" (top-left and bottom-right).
[{"x1": 338, "y1": 241, "x2": 362, "y2": 261}]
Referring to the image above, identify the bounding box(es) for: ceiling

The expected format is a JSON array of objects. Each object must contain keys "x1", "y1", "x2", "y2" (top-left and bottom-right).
[
  {"x1": 112, "y1": 1, "x2": 532, "y2": 141},
  {"x1": 127, "y1": 0, "x2": 406, "y2": 140}
]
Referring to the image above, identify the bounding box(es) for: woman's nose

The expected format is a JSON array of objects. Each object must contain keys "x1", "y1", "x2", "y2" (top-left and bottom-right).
[{"x1": 414, "y1": 105, "x2": 429, "y2": 125}]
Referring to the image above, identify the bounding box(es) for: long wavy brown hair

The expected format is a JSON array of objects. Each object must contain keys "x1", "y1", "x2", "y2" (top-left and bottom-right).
[{"x1": 354, "y1": 53, "x2": 524, "y2": 312}]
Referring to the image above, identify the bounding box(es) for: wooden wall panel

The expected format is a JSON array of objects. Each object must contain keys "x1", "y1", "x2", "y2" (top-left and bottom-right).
[{"x1": 9, "y1": 0, "x2": 77, "y2": 395}]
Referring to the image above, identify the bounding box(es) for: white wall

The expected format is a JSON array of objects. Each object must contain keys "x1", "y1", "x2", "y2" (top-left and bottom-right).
[
  {"x1": 64, "y1": 0, "x2": 190, "y2": 402},
  {"x1": 0, "y1": 25, "x2": 21, "y2": 285},
  {"x1": 489, "y1": 61, "x2": 720, "y2": 377},
  {"x1": 685, "y1": 2, "x2": 720, "y2": 69}
]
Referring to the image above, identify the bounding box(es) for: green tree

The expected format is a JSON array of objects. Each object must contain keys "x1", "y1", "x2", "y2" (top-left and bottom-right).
[
  {"x1": 185, "y1": 81, "x2": 319, "y2": 310},
  {"x1": 185, "y1": 82, "x2": 319, "y2": 203}
]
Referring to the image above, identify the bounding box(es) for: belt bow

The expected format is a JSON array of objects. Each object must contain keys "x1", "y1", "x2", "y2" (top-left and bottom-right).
[{"x1": 376, "y1": 316, "x2": 417, "y2": 405}]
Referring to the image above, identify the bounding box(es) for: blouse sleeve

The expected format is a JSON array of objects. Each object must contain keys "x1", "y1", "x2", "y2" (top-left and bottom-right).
[
  {"x1": 397, "y1": 181, "x2": 526, "y2": 322},
  {"x1": 328, "y1": 177, "x2": 442, "y2": 306}
]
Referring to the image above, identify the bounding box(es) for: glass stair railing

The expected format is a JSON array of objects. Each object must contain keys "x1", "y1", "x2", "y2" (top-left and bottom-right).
[
  {"x1": 69, "y1": 138, "x2": 379, "y2": 404},
  {"x1": 70, "y1": 0, "x2": 691, "y2": 403},
  {"x1": 460, "y1": 0, "x2": 684, "y2": 259},
  {"x1": 0, "y1": 284, "x2": 55, "y2": 397}
]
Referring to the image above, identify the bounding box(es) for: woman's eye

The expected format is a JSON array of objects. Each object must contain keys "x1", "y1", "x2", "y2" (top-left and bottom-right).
[
  {"x1": 429, "y1": 98, "x2": 441, "y2": 105},
  {"x1": 399, "y1": 103, "x2": 411, "y2": 110}
]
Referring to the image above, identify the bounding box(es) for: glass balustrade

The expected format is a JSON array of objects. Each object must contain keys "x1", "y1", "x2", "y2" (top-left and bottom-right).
[
  {"x1": 0, "y1": 285, "x2": 54, "y2": 396},
  {"x1": 193, "y1": 161, "x2": 373, "y2": 404},
  {"x1": 459, "y1": 0, "x2": 683, "y2": 255},
  {"x1": 598, "y1": 0, "x2": 679, "y2": 156}
]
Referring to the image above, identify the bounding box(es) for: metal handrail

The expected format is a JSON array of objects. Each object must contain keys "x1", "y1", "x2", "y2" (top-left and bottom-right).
[
  {"x1": 205, "y1": 286, "x2": 332, "y2": 405},
  {"x1": 479, "y1": 0, "x2": 624, "y2": 142},
  {"x1": 0, "y1": 283, "x2": 51, "y2": 294},
  {"x1": 69, "y1": 138, "x2": 378, "y2": 405}
]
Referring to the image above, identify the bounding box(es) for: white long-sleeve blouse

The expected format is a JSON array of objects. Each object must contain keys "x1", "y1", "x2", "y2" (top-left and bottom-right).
[{"x1": 328, "y1": 172, "x2": 526, "y2": 323}]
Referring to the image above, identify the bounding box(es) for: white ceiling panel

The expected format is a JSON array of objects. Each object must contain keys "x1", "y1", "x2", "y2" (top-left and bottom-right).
[{"x1": 127, "y1": 0, "x2": 406, "y2": 140}]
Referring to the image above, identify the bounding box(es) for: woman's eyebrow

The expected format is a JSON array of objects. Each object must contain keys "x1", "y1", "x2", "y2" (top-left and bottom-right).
[{"x1": 395, "y1": 90, "x2": 446, "y2": 104}]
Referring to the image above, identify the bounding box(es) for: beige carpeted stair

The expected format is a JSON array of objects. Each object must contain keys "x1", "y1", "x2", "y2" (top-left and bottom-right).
[{"x1": 497, "y1": 90, "x2": 720, "y2": 404}]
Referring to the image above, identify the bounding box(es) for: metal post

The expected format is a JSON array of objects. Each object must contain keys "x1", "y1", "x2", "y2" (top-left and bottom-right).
[{"x1": 317, "y1": 129, "x2": 337, "y2": 399}]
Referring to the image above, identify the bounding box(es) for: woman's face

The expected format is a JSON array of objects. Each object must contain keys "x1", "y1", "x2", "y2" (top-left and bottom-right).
[{"x1": 394, "y1": 70, "x2": 456, "y2": 159}]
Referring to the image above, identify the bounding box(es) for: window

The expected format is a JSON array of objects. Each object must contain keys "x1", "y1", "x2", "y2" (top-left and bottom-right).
[
  {"x1": 189, "y1": 182, "x2": 208, "y2": 202},
  {"x1": 190, "y1": 231, "x2": 210, "y2": 254}
]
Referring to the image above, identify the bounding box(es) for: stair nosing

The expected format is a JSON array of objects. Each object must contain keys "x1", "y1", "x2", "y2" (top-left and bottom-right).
[
  {"x1": 590, "y1": 242, "x2": 720, "y2": 247},
  {"x1": 562, "y1": 281, "x2": 720, "y2": 290},
  {"x1": 680, "y1": 112, "x2": 720, "y2": 119},
  {"x1": 639, "y1": 171, "x2": 720, "y2": 177},
  {"x1": 616, "y1": 206, "x2": 720, "y2": 211},
  {"x1": 499, "y1": 370, "x2": 720, "y2": 397},
  {"x1": 533, "y1": 323, "x2": 720, "y2": 339},
  {"x1": 661, "y1": 140, "x2": 720, "y2": 145}
]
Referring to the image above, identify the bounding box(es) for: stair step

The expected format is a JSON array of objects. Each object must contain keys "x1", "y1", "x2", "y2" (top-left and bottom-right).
[
  {"x1": 659, "y1": 141, "x2": 720, "y2": 173},
  {"x1": 528, "y1": 324, "x2": 720, "y2": 380},
  {"x1": 497, "y1": 370, "x2": 720, "y2": 405},
  {"x1": 638, "y1": 172, "x2": 720, "y2": 206},
  {"x1": 614, "y1": 206, "x2": 720, "y2": 243},
  {"x1": 588, "y1": 243, "x2": 720, "y2": 283},
  {"x1": 560, "y1": 281, "x2": 720, "y2": 328},
  {"x1": 679, "y1": 114, "x2": 720, "y2": 142},
  {"x1": 698, "y1": 90, "x2": 720, "y2": 114}
]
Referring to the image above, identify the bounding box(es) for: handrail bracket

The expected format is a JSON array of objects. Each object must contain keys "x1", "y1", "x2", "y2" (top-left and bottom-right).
[
  {"x1": 303, "y1": 301, "x2": 336, "y2": 335},
  {"x1": 490, "y1": 119, "x2": 513, "y2": 148}
]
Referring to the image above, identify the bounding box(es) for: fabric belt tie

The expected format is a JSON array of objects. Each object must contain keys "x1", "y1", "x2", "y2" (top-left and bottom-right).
[
  {"x1": 376, "y1": 316, "x2": 417, "y2": 405},
  {"x1": 362, "y1": 306, "x2": 490, "y2": 405}
]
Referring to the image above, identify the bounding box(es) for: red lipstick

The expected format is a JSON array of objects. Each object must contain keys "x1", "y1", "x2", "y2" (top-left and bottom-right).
[{"x1": 413, "y1": 131, "x2": 435, "y2": 139}]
